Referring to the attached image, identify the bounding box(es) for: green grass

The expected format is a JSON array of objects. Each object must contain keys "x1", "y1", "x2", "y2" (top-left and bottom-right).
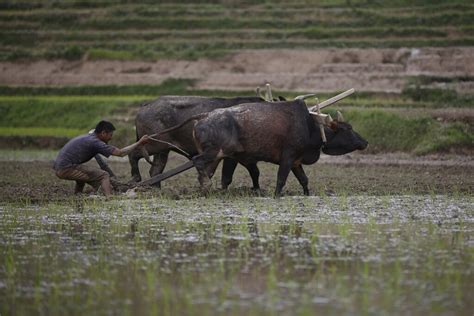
[
  {"x1": 343, "y1": 109, "x2": 473, "y2": 154},
  {"x1": 0, "y1": 78, "x2": 472, "y2": 154},
  {"x1": 0, "y1": 79, "x2": 196, "y2": 96},
  {"x1": 0, "y1": 93, "x2": 471, "y2": 154},
  {"x1": 0, "y1": 127, "x2": 82, "y2": 137},
  {"x1": 0, "y1": 82, "x2": 471, "y2": 110},
  {"x1": 402, "y1": 86, "x2": 474, "y2": 107},
  {"x1": 0, "y1": 96, "x2": 147, "y2": 129},
  {"x1": 3, "y1": 38, "x2": 474, "y2": 61}
]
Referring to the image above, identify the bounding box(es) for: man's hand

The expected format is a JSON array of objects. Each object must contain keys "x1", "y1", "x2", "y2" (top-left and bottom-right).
[
  {"x1": 112, "y1": 135, "x2": 150, "y2": 157},
  {"x1": 138, "y1": 135, "x2": 150, "y2": 145}
]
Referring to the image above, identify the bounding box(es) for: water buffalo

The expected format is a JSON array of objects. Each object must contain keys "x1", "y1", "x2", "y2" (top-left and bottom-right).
[
  {"x1": 159, "y1": 99, "x2": 368, "y2": 196},
  {"x1": 129, "y1": 95, "x2": 269, "y2": 189}
]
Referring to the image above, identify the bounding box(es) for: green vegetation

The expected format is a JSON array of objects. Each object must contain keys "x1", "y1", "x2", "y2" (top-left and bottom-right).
[
  {"x1": 0, "y1": 127, "x2": 82, "y2": 137},
  {"x1": 344, "y1": 109, "x2": 473, "y2": 154},
  {"x1": 402, "y1": 86, "x2": 474, "y2": 107},
  {"x1": 0, "y1": 78, "x2": 472, "y2": 153},
  {"x1": 0, "y1": 79, "x2": 196, "y2": 96},
  {"x1": 0, "y1": 0, "x2": 473, "y2": 60},
  {"x1": 0, "y1": 96, "x2": 145, "y2": 129}
]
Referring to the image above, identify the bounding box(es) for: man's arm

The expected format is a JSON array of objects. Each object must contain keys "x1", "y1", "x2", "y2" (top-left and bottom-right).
[
  {"x1": 111, "y1": 135, "x2": 149, "y2": 157},
  {"x1": 94, "y1": 154, "x2": 116, "y2": 177}
]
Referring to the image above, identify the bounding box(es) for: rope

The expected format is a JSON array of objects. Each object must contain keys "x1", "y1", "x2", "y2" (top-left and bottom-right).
[{"x1": 148, "y1": 136, "x2": 191, "y2": 158}]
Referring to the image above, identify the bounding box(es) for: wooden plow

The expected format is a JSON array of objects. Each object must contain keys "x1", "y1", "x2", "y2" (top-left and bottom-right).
[{"x1": 133, "y1": 160, "x2": 195, "y2": 187}]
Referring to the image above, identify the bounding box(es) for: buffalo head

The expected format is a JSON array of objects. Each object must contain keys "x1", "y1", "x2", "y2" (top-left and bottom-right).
[{"x1": 318, "y1": 112, "x2": 368, "y2": 155}]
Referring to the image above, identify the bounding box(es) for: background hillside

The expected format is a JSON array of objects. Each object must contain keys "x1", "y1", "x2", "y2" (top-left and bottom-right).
[
  {"x1": 1, "y1": 0, "x2": 474, "y2": 60},
  {"x1": 0, "y1": 0, "x2": 472, "y2": 154}
]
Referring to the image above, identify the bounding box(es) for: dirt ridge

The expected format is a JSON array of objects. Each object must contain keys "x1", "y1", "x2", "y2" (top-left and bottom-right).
[{"x1": 1, "y1": 47, "x2": 473, "y2": 93}]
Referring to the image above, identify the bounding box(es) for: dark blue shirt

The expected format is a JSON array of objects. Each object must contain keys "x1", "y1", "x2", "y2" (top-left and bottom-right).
[{"x1": 53, "y1": 134, "x2": 116, "y2": 170}]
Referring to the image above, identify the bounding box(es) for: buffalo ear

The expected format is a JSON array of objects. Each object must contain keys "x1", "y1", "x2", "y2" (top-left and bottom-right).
[{"x1": 329, "y1": 121, "x2": 338, "y2": 131}]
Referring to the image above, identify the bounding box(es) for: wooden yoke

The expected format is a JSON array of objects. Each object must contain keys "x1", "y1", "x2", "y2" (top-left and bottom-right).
[
  {"x1": 308, "y1": 88, "x2": 355, "y2": 112},
  {"x1": 314, "y1": 99, "x2": 327, "y2": 143},
  {"x1": 256, "y1": 82, "x2": 275, "y2": 102},
  {"x1": 307, "y1": 88, "x2": 355, "y2": 144},
  {"x1": 265, "y1": 83, "x2": 273, "y2": 102}
]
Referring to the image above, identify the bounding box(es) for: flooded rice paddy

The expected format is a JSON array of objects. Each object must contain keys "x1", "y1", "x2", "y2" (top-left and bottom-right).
[{"x1": 1, "y1": 194, "x2": 472, "y2": 315}]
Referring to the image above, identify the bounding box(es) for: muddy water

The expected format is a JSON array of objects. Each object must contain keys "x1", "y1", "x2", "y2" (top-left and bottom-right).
[{"x1": 0, "y1": 195, "x2": 472, "y2": 315}]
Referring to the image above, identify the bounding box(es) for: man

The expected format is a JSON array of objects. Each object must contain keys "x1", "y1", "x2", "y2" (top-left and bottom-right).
[{"x1": 54, "y1": 120, "x2": 149, "y2": 198}]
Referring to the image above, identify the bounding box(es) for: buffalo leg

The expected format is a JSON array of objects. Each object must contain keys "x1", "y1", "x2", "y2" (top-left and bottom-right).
[
  {"x1": 206, "y1": 159, "x2": 221, "y2": 179},
  {"x1": 275, "y1": 158, "x2": 293, "y2": 197},
  {"x1": 221, "y1": 159, "x2": 260, "y2": 190},
  {"x1": 149, "y1": 151, "x2": 169, "y2": 188},
  {"x1": 244, "y1": 163, "x2": 260, "y2": 190},
  {"x1": 221, "y1": 158, "x2": 237, "y2": 189},
  {"x1": 192, "y1": 151, "x2": 219, "y2": 191},
  {"x1": 128, "y1": 150, "x2": 142, "y2": 182},
  {"x1": 292, "y1": 165, "x2": 309, "y2": 196}
]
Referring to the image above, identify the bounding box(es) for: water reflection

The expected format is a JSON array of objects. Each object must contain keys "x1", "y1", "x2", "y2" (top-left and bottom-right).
[{"x1": 0, "y1": 195, "x2": 472, "y2": 315}]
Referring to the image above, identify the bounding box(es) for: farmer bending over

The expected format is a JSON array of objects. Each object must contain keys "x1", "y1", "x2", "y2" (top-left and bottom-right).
[{"x1": 53, "y1": 120, "x2": 149, "y2": 198}]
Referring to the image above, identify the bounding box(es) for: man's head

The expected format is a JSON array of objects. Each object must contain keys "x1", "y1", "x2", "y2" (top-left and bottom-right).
[{"x1": 94, "y1": 120, "x2": 116, "y2": 143}]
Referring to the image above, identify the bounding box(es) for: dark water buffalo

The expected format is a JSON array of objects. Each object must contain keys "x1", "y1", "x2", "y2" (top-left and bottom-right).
[
  {"x1": 129, "y1": 95, "x2": 267, "y2": 189},
  {"x1": 160, "y1": 99, "x2": 368, "y2": 196}
]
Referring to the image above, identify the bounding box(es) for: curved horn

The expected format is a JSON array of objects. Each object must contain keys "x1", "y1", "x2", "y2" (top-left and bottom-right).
[
  {"x1": 337, "y1": 111, "x2": 344, "y2": 122},
  {"x1": 295, "y1": 93, "x2": 317, "y2": 100},
  {"x1": 256, "y1": 86, "x2": 266, "y2": 100},
  {"x1": 326, "y1": 113, "x2": 334, "y2": 125}
]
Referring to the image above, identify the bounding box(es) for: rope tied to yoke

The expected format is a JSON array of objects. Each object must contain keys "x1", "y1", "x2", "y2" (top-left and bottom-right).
[{"x1": 147, "y1": 135, "x2": 191, "y2": 158}]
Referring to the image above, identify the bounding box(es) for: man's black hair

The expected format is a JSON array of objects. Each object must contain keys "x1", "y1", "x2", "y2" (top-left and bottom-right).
[{"x1": 95, "y1": 120, "x2": 116, "y2": 133}]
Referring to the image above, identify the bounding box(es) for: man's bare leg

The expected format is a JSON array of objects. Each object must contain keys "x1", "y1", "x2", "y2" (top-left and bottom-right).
[
  {"x1": 75, "y1": 181, "x2": 85, "y2": 194},
  {"x1": 99, "y1": 174, "x2": 113, "y2": 198}
]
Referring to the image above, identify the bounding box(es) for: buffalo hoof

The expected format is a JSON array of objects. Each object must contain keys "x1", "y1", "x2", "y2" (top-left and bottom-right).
[
  {"x1": 251, "y1": 188, "x2": 265, "y2": 197},
  {"x1": 273, "y1": 191, "x2": 282, "y2": 199},
  {"x1": 198, "y1": 175, "x2": 212, "y2": 190}
]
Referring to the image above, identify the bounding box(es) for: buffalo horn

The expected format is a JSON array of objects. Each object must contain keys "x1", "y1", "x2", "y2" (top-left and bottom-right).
[
  {"x1": 295, "y1": 93, "x2": 317, "y2": 100},
  {"x1": 256, "y1": 86, "x2": 267, "y2": 100},
  {"x1": 337, "y1": 111, "x2": 344, "y2": 122},
  {"x1": 327, "y1": 113, "x2": 334, "y2": 124},
  {"x1": 309, "y1": 112, "x2": 332, "y2": 125}
]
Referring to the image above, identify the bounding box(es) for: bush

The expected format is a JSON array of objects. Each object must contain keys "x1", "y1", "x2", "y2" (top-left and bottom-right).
[
  {"x1": 402, "y1": 87, "x2": 473, "y2": 107},
  {"x1": 344, "y1": 109, "x2": 473, "y2": 154}
]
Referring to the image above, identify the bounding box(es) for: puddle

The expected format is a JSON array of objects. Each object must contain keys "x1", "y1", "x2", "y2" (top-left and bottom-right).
[{"x1": 0, "y1": 195, "x2": 472, "y2": 315}]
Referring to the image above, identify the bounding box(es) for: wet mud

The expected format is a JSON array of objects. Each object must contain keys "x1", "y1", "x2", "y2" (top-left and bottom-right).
[
  {"x1": 0, "y1": 152, "x2": 472, "y2": 203},
  {"x1": 0, "y1": 152, "x2": 472, "y2": 315}
]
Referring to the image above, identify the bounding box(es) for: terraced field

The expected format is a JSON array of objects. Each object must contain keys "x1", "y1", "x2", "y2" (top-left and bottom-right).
[
  {"x1": 1, "y1": 0, "x2": 474, "y2": 60},
  {"x1": 0, "y1": 0, "x2": 472, "y2": 155}
]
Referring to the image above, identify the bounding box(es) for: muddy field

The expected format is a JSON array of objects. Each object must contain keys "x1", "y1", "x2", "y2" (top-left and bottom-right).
[
  {"x1": 0, "y1": 151, "x2": 473, "y2": 315},
  {"x1": 0, "y1": 152, "x2": 473, "y2": 202},
  {"x1": 2, "y1": 1, "x2": 473, "y2": 313},
  {"x1": 1, "y1": 45, "x2": 473, "y2": 315}
]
